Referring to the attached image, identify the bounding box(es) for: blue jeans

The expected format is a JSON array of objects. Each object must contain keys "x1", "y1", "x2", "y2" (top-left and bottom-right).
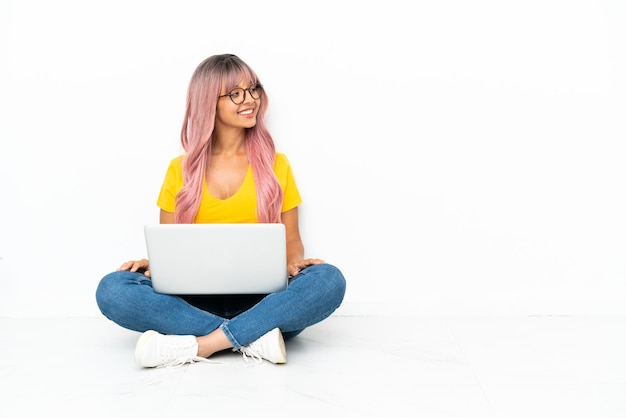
[{"x1": 95, "y1": 263, "x2": 346, "y2": 349}]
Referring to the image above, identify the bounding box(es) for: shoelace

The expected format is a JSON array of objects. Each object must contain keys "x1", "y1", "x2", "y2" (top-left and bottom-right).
[
  {"x1": 154, "y1": 340, "x2": 220, "y2": 368},
  {"x1": 157, "y1": 355, "x2": 219, "y2": 368},
  {"x1": 239, "y1": 347, "x2": 264, "y2": 364}
]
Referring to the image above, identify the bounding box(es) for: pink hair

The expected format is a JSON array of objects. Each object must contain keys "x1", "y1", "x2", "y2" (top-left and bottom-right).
[{"x1": 175, "y1": 54, "x2": 283, "y2": 224}]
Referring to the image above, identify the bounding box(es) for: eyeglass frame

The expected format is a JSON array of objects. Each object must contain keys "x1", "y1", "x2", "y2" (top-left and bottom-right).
[{"x1": 218, "y1": 84, "x2": 264, "y2": 104}]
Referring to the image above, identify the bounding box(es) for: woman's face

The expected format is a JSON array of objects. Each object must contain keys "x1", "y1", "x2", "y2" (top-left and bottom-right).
[{"x1": 215, "y1": 80, "x2": 261, "y2": 131}]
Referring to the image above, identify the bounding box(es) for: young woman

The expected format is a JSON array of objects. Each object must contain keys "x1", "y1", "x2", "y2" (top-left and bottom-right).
[{"x1": 95, "y1": 53, "x2": 346, "y2": 368}]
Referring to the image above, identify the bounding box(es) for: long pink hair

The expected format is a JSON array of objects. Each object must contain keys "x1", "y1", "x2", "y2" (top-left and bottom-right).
[{"x1": 175, "y1": 54, "x2": 283, "y2": 224}]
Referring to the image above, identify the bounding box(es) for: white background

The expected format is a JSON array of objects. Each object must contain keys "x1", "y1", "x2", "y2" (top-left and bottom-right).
[{"x1": 0, "y1": 0, "x2": 624, "y2": 317}]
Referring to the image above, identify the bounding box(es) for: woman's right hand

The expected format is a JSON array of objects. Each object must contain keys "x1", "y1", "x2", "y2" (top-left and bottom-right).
[{"x1": 117, "y1": 258, "x2": 151, "y2": 277}]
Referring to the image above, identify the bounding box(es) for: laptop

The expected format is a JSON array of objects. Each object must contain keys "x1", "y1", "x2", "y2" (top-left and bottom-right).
[{"x1": 144, "y1": 223, "x2": 288, "y2": 295}]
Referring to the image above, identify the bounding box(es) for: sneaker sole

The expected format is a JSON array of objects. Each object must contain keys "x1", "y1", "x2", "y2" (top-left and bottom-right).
[
  {"x1": 271, "y1": 328, "x2": 287, "y2": 364},
  {"x1": 134, "y1": 330, "x2": 159, "y2": 367}
]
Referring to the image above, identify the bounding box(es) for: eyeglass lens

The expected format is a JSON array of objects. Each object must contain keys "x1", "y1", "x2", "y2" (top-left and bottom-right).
[{"x1": 228, "y1": 86, "x2": 262, "y2": 104}]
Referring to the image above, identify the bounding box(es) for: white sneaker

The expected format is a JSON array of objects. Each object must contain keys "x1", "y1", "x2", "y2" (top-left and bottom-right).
[
  {"x1": 238, "y1": 328, "x2": 287, "y2": 364},
  {"x1": 134, "y1": 330, "x2": 212, "y2": 368}
]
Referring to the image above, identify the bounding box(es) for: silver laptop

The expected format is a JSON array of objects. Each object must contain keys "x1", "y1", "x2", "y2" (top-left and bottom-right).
[{"x1": 144, "y1": 223, "x2": 288, "y2": 295}]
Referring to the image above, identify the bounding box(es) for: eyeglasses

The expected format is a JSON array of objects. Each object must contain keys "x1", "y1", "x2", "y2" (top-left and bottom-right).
[{"x1": 219, "y1": 85, "x2": 263, "y2": 104}]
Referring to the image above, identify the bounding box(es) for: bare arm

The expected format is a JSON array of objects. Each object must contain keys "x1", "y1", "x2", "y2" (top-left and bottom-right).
[
  {"x1": 281, "y1": 207, "x2": 324, "y2": 277},
  {"x1": 160, "y1": 209, "x2": 175, "y2": 224}
]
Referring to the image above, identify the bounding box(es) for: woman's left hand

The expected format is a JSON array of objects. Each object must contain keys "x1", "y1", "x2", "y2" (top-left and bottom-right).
[{"x1": 288, "y1": 258, "x2": 325, "y2": 277}]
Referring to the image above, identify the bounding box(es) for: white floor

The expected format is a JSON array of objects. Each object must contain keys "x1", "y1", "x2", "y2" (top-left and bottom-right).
[{"x1": 1, "y1": 315, "x2": 625, "y2": 418}]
